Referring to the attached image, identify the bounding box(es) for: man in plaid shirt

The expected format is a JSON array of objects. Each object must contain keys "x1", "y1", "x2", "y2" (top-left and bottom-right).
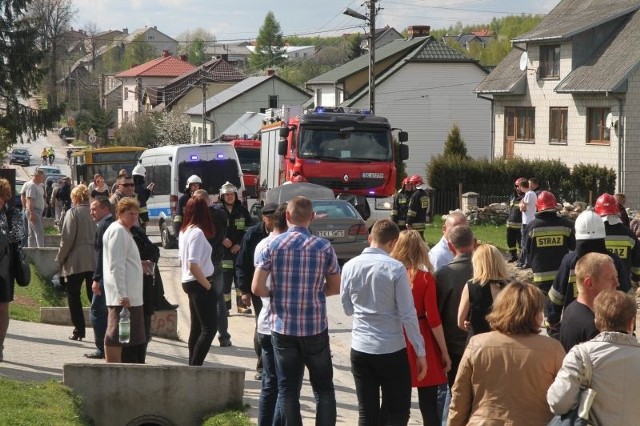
[{"x1": 252, "y1": 196, "x2": 341, "y2": 426}]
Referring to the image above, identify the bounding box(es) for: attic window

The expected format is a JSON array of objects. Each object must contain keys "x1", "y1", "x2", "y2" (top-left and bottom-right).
[{"x1": 539, "y1": 45, "x2": 560, "y2": 79}]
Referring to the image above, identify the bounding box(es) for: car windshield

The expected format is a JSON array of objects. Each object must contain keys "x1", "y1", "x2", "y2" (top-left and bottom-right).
[
  {"x1": 13, "y1": 149, "x2": 28, "y2": 155},
  {"x1": 298, "y1": 128, "x2": 392, "y2": 162}
]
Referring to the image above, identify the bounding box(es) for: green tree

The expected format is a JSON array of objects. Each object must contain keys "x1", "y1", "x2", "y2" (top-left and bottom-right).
[
  {"x1": 123, "y1": 34, "x2": 157, "y2": 70},
  {"x1": 443, "y1": 123, "x2": 469, "y2": 159},
  {"x1": 114, "y1": 113, "x2": 156, "y2": 147},
  {"x1": 0, "y1": 0, "x2": 62, "y2": 149},
  {"x1": 177, "y1": 28, "x2": 215, "y2": 66},
  {"x1": 75, "y1": 95, "x2": 114, "y2": 143},
  {"x1": 153, "y1": 111, "x2": 190, "y2": 146},
  {"x1": 249, "y1": 11, "x2": 286, "y2": 71}
]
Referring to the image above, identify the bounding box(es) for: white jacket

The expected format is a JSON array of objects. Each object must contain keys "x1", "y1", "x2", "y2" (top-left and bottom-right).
[
  {"x1": 102, "y1": 222, "x2": 143, "y2": 307},
  {"x1": 547, "y1": 331, "x2": 640, "y2": 426}
]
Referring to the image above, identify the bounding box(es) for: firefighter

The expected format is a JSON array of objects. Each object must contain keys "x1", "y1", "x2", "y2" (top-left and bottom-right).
[
  {"x1": 214, "y1": 181, "x2": 253, "y2": 314},
  {"x1": 174, "y1": 175, "x2": 201, "y2": 236},
  {"x1": 405, "y1": 174, "x2": 430, "y2": 236},
  {"x1": 132, "y1": 163, "x2": 154, "y2": 231},
  {"x1": 525, "y1": 191, "x2": 575, "y2": 297},
  {"x1": 391, "y1": 177, "x2": 413, "y2": 228},
  {"x1": 594, "y1": 193, "x2": 640, "y2": 287},
  {"x1": 506, "y1": 178, "x2": 525, "y2": 262}
]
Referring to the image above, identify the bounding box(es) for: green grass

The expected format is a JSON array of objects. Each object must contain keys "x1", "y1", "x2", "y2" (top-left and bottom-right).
[
  {"x1": 10, "y1": 265, "x2": 68, "y2": 322},
  {"x1": 44, "y1": 226, "x2": 59, "y2": 235},
  {"x1": 202, "y1": 405, "x2": 254, "y2": 426},
  {"x1": 0, "y1": 378, "x2": 86, "y2": 425},
  {"x1": 423, "y1": 216, "x2": 508, "y2": 252}
]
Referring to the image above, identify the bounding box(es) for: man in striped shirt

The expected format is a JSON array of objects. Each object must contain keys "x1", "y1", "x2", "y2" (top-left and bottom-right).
[{"x1": 252, "y1": 196, "x2": 341, "y2": 426}]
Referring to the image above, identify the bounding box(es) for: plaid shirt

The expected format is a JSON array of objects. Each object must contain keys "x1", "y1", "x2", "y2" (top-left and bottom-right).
[{"x1": 256, "y1": 226, "x2": 340, "y2": 336}]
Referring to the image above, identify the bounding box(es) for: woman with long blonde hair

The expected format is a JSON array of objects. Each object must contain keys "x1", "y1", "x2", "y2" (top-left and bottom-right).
[
  {"x1": 457, "y1": 243, "x2": 510, "y2": 339},
  {"x1": 390, "y1": 230, "x2": 451, "y2": 425}
]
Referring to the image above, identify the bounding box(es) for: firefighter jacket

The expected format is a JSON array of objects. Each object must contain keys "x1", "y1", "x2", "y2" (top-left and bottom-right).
[
  {"x1": 173, "y1": 190, "x2": 193, "y2": 236},
  {"x1": 391, "y1": 188, "x2": 412, "y2": 227},
  {"x1": 604, "y1": 221, "x2": 640, "y2": 283},
  {"x1": 215, "y1": 199, "x2": 252, "y2": 268},
  {"x1": 525, "y1": 212, "x2": 575, "y2": 289},
  {"x1": 547, "y1": 241, "x2": 630, "y2": 325},
  {"x1": 507, "y1": 193, "x2": 524, "y2": 229},
  {"x1": 207, "y1": 206, "x2": 228, "y2": 265},
  {"x1": 235, "y1": 222, "x2": 269, "y2": 294},
  {"x1": 406, "y1": 188, "x2": 430, "y2": 231}
]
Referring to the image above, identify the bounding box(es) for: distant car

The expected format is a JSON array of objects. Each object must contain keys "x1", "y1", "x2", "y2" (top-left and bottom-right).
[
  {"x1": 36, "y1": 165, "x2": 61, "y2": 175},
  {"x1": 9, "y1": 148, "x2": 30, "y2": 166},
  {"x1": 264, "y1": 183, "x2": 369, "y2": 262},
  {"x1": 14, "y1": 179, "x2": 25, "y2": 210},
  {"x1": 58, "y1": 126, "x2": 75, "y2": 143}
]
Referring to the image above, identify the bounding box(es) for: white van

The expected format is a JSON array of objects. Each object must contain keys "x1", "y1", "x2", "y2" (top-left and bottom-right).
[{"x1": 139, "y1": 143, "x2": 245, "y2": 248}]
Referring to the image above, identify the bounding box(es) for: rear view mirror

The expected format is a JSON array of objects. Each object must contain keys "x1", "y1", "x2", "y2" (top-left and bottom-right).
[{"x1": 398, "y1": 131, "x2": 408, "y2": 143}]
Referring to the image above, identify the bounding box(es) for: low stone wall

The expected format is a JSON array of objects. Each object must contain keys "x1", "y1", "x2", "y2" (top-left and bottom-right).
[
  {"x1": 23, "y1": 247, "x2": 59, "y2": 279},
  {"x1": 64, "y1": 364, "x2": 245, "y2": 426},
  {"x1": 459, "y1": 201, "x2": 588, "y2": 225}
]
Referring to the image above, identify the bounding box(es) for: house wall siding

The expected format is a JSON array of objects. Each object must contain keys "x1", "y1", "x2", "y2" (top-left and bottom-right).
[
  {"x1": 623, "y1": 69, "x2": 640, "y2": 208},
  {"x1": 348, "y1": 62, "x2": 491, "y2": 179}
]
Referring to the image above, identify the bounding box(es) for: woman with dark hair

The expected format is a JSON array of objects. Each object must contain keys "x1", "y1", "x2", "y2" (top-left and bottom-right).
[
  {"x1": 0, "y1": 178, "x2": 25, "y2": 362},
  {"x1": 179, "y1": 196, "x2": 217, "y2": 366},
  {"x1": 448, "y1": 281, "x2": 565, "y2": 425}
]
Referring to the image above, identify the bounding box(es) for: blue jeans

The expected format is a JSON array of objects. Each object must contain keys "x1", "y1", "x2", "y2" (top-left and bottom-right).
[
  {"x1": 272, "y1": 329, "x2": 336, "y2": 426},
  {"x1": 212, "y1": 263, "x2": 230, "y2": 342},
  {"x1": 258, "y1": 333, "x2": 280, "y2": 426},
  {"x1": 90, "y1": 286, "x2": 107, "y2": 354}
]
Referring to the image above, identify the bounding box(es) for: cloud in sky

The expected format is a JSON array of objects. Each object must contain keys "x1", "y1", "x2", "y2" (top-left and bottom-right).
[{"x1": 73, "y1": 0, "x2": 558, "y2": 40}]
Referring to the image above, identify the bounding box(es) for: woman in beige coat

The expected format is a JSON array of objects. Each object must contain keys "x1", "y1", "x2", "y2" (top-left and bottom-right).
[
  {"x1": 55, "y1": 184, "x2": 96, "y2": 341},
  {"x1": 448, "y1": 281, "x2": 565, "y2": 425}
]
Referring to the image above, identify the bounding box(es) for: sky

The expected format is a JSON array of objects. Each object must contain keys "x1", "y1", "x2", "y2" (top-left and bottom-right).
[{"x1": 72, "y1": 0, "x2": 560, "y2": 42}]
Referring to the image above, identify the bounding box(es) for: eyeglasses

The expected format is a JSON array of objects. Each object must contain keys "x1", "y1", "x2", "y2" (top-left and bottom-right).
[{"x1": 121, "y1": 183, "x2": 134, "y2": 187}]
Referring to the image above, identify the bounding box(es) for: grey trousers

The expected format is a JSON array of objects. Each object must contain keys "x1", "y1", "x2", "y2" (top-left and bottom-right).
[{"x1": 28, "y1": 210, "x2": 44, "y2": 247}]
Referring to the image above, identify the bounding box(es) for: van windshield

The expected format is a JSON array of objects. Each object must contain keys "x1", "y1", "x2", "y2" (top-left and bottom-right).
[{"x1": 178, "y1": 159, "x2": 242, "y2": 195}]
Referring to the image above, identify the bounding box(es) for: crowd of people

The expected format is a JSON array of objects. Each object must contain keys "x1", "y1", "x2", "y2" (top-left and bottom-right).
[{"x1": 3, "y1": 164, "x2": 640, "y2": 425}]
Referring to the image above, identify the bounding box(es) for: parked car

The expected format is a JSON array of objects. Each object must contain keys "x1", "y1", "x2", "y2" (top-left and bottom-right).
[
  {"x1": 36, "y1": 165, "x2": 61, "y2": 175},
  {"x1": 14, "y1": 179, "x2": 25, "y2": 210},
  {"x1": 9, "y1": 148, "x2": 31, "y2": 166},
  {"x1": 58, "y1": 126, "x2": 75, "y2": 143},
  {"x1": 264, "y1": 183, "x2": 369, "y2": 262}
]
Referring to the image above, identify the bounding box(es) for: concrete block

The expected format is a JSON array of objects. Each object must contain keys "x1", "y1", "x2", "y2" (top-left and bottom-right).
[
  {"x1": 23, "y1": 247, "x2": 59, "y2": 279},
  {"x1": 40, "y1": 307, "x2": 90, "y2": 325},
  {"x1": 63, "y1": 364, "x2": 245, "y2": 426},
  {"x1": 151, "y1": 310, "x2": 178, "y2": 340},
  {"x1": 44, "y1": 234, "x2": 61, "y2": 247},
  {"x1": 42, "y1": 217, "x2": 56, "y2": 229}
]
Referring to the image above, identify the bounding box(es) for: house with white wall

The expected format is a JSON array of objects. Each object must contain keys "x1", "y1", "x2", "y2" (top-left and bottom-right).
[
  {"x1": 307, "y1": 26, "x2": 491, "y2": 180},
  {"x1": 475, "y1": 0, "x2": 640, "y2": 208}
]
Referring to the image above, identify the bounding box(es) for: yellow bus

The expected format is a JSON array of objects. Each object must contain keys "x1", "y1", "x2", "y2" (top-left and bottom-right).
[{"x1": 71, "y1": 146, "x2": 146, "y2": 186}]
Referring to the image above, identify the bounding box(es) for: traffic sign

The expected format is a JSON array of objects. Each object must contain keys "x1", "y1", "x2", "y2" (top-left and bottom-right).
[{"x1": 88, "y1": 135, "x2": 97, "y2": 144}]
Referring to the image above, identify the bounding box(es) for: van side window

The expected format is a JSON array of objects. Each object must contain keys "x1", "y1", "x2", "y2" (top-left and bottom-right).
[{"x1": 145, "y1": 165, "x2": 171, "y2": 196}]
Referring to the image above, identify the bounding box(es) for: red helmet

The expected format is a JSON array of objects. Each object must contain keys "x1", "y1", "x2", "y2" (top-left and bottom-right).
[
  {"x1": 536, "y1": 191, "x2": 557, "y2": 212},
  {"x1": 408, "y1": 174, "x2": 424, "y2": 186},
  {"x1": 401, "y1": 177, "x2": 409, "y2": 187},
  {"x1": 594, "y1": 193, "x2": 619, "y2": 216}
]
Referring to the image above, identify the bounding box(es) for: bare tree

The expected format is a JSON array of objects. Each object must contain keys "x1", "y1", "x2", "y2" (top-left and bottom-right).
[
  {"x1": 28, "y1": 0, "x2": 77, "y2": 107},
  {"x1": 83, "y1": 21, "x2": 101, "y2": 72}
]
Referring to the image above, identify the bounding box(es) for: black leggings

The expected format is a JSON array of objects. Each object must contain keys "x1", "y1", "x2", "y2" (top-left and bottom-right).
[
  {"x1": 182, "y1": 279, "x2": 217, "y2": 366},
  {"x1": 66, "y1": 271, "x2": 93, "y2": 337},
  {"x1": 417, "y1": 385, "x2": 440, "y2": 426}
]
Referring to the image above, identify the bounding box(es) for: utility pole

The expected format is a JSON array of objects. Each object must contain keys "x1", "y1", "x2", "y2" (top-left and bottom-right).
[
  {"x1": 368, "y1": 0, "x2": 376, "y2": 115},
  {"x1": 201, "y1": 80, "x2": 207, "y2": 143}
]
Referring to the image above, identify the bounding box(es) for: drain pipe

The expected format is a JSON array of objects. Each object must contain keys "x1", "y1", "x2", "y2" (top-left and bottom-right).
[
  {"x1": 612, "y1": 93, "x2": 625, "y2": 193},
  {"x1": 476, "y1": 94, "x2": 495, "y2": 159}
]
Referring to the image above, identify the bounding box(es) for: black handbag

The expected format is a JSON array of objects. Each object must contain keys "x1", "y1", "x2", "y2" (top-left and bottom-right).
[{"x1": 11, "y1": 243, "x2": 30, "y2": 287}]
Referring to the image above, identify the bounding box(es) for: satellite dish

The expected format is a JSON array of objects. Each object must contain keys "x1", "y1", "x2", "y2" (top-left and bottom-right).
[
  {"x1": 605, "y1": 113, "x2": 615, "y2": 129},
  {"x1": 519, "y1": 51, "x2": 529, "y2": 71}
]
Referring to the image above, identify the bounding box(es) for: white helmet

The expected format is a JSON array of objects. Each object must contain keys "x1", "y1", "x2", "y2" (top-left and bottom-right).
[
  {"x1": 186, "y1": 175, "x2": 202, "y2": 188},
  {"x1": 132, "y1": 164, "x2": 146, "y2": 177},
  {"x1": 219, "y1": 181, "x2": 237, "y2": 195},
  {"x1": 574, "y1": 210, "x2": 606, "y2": 240}
]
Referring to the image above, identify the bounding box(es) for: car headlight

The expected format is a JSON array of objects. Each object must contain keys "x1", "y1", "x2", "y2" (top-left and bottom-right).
[{"x1": 375, "y1": 196, "x2": 394, "y2": 210}]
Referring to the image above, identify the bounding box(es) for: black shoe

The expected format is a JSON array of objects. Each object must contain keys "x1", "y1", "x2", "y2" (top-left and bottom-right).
[
  {"x1": 156, "y1": 298, "x2": 178, "y2": 311},
  {"x1": 84, "y1": 351, "x2": 104, "y2": 359},
  {"x1": 68, "y1": 334, "x2": 83, "y2": 341},
  {"x1": 220, "y1": 340, "x2": 232, "y2": 347}
]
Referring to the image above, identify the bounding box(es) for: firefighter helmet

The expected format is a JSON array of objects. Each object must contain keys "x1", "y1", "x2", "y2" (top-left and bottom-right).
[
  {"x1": 594, "y1": 193, "x2": 620, "y2": 216},
  {"x1": 401, "y1": 177, "x2": 409, "y2": 187},
  {"x1": 536, "y1": 191, "x2": 557, "y2": 212},
  {"x1": 408, "y1": 174, "x2": 424, "y2": 186},
  {"x1": 132, "y1": 164, "x2": 146, "y2": 177},
  {"x1": 185, "y1": 175, "x2": 202, "y2": 189},
  {"x1": 574, "y1": 210, "x2": 606, "y2": 240},
  {"x1": 220, "y1": 181, "x2": 238, "y2": 194}
]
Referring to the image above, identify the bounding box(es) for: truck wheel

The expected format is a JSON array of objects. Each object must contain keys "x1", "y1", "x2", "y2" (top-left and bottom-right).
[{"x1": 161, "y1": 222, "x2": 177, "y2": 249}]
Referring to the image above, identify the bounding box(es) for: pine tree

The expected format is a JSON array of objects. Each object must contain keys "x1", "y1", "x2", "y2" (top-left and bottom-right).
[
  {"x1": 249, "y1": 12, "x2": 287, "y2": 71},
  {"x1": 0, "y1": 0, "x2": 62, "y2": 151},
  {"x1": 443, "y1": 123, "x2": 469, "y2": 159}
]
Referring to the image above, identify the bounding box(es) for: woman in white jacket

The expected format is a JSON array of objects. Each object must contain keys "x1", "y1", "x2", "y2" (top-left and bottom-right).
[{"x1": 548, "y1": 289, "x2": 640, "y2": 425}]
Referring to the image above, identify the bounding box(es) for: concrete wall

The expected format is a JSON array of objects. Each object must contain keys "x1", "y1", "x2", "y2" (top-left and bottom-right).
[{"x1": 64, "y1": 364, "x2": 245, "y2": 426}]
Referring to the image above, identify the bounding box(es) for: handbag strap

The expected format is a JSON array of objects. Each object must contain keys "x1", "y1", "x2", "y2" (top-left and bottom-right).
[{"x1": 576, "y1": 343, "x2": 593, "y2": 387}]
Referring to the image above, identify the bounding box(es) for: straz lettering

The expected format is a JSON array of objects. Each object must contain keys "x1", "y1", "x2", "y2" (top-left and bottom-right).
[
  {"x1": 609, "y1": 247, "x2": 628, "y2": 259},
  {"x1": 536, "y1": 236, "x2": 563, "y2": 247}
]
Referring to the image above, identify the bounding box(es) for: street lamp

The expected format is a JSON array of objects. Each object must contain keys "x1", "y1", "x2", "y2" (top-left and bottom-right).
[{"x1": 343, "y1": 3, "x2": 376, "y2": 114}]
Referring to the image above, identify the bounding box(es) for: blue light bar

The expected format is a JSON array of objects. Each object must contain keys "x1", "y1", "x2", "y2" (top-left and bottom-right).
[
  {"x1": 315, "y1": 107, "x2": 326, "y2": 113},
  {"x1": 368, "y1": 190, "x2": 376, "y2": 195},
  {"x1": 189, "y1": 154, "x2": 199, "y2": 161},
  {"x1": 217, "y1": 153, "x2": 225, "y2": 159}
]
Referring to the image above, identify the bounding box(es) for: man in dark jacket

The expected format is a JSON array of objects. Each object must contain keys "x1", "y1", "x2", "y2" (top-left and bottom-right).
[
  {"x1": 173, "y1": 175, "x2": 201, "y2": 236},
  {"x1": 236, "y1": 202, "x2": 278, "y2": 379},
  {"x1": 506, "y1": 178, "x2": 525, "y2": 262}
]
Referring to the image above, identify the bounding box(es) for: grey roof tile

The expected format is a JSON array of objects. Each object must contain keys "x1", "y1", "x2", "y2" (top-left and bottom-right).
[{"x1": 475, "y1": 49, "x2": 527, "y2": 94}]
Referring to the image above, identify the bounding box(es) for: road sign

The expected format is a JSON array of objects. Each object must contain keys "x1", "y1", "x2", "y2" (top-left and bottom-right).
[
  {"x1": 88, "y1": 128, "x2": 96, "y2": 136},
  {"x1": 88, "y1": 135, "x2": 97, "y2": 144}
]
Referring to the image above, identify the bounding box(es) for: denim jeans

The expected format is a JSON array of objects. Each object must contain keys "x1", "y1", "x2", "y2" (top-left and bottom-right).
[
  {"x1": 272, "y1": 329, "x2": 336, "y2": 426},
  {"x1": 258, "y1": 332, "x2": 280, "y2": 426},
  {"x1": 90, "y1": 286, "x2": 107, "y2": 354},
  {"x1": 519, "y1": 224, "x2": 529, "y2": 266},
  {"x1": 350, "y1": 348, "x2": 411, "y2": 426},
  {"x1": 211, "y1": 263, "x2": 230, "y2": 342},
  {"x1": 182, "y1": 279, "x2": 217, "y2": 366}
]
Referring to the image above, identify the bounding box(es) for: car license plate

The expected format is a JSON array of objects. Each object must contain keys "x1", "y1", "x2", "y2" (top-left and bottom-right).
[
  {"x1": 317, "y1": 230, "x2": 345, "y2": 238},
  {"x1": 362, "y1": 172, "x2": 384, "y2": 179}
]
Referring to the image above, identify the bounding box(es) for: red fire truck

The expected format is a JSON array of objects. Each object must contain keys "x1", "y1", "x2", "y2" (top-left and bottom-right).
[
  {"x1": 259, "y1": 106, "x2": 408, "y2": 225},
  {"x1": 229, "y1": 138, "x2": 261, "y2": 198}
]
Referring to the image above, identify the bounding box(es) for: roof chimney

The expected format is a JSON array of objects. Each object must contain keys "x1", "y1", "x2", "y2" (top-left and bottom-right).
[
  {"x1": 123, "y1": 27, "x2": 128, "y2": 35},
  {"x1": 265, "y1": 69, "x2": 275, "y2": 76},
  {"x1": 162, "y1": 50, "x2": 170, "y2": 58},
  {"x1": 179, "y1": 54, "x2": 187, "y2": 61},
  {"x1": 407, "y1": 25, "x2": 431, "y2": 39}
]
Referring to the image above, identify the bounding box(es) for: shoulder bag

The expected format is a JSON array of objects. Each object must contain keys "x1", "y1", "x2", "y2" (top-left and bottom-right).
[
  {"x1": 548, "y1": 344, "x2": 597, "y2": 426},
  {"x1": 11, "y1": 243, "x2": 30, "y2": 287}
]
